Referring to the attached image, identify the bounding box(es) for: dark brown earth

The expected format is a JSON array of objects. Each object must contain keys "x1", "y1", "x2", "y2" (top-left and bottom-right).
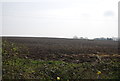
[{"x1": 2, "y1": 37, "x2": 120, "y2": 63}]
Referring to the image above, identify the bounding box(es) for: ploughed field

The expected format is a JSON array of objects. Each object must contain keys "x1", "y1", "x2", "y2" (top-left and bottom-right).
[{"x1": 2, "y1": 37, "x2": 120, "y2": 80}]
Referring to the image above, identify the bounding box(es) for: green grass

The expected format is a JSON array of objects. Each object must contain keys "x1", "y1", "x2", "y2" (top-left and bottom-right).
[
  {"x1": 2, "y1": 40, "x2": 120, "y2": 80},
  {"x1": 3, "y1": 57, "x2": 120, "y2": 80}
]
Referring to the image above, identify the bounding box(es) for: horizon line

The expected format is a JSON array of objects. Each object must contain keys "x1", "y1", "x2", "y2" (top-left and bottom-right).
[{"x1": 0, "y1": 35, "x2": 118, "y2": 39}]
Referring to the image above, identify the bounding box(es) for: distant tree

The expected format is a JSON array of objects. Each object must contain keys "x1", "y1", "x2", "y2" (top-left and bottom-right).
[
  {"x1": 107, "y1": 38, "x2": 113, "y2": 40},
  {"x1": 80, "y1": 37, "x2": 84, "y2": 39},
  {"x1": 94, "y1": 37, "x2": 106, "y2": 40},
  {"x1": 80, "y1": 37, "x2": 88, "y2": 40},
  {"x1": 112, "y1": 37, "x2": 118, "y2": 41},
  {"x1": 84, "y1": 37, "x2": 88, "y2": 40},
  {"x1": 73, "y1": 35, "x2": 78, "y2": 39}
]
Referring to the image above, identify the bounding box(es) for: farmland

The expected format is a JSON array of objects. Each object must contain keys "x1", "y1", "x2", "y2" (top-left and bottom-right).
[{"x1": 2, "y1": 37, "x2": 120, "y2": 80}]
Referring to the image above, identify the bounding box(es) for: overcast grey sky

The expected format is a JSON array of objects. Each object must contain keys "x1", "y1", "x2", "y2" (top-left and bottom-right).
[{"x1": 1, "y1": 0, "x2": 119, "y2": 38}]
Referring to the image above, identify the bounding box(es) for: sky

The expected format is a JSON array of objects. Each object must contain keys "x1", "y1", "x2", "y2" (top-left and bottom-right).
[{"x1": 1, "y1": 0, "x2": 120, "y2": 39}]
